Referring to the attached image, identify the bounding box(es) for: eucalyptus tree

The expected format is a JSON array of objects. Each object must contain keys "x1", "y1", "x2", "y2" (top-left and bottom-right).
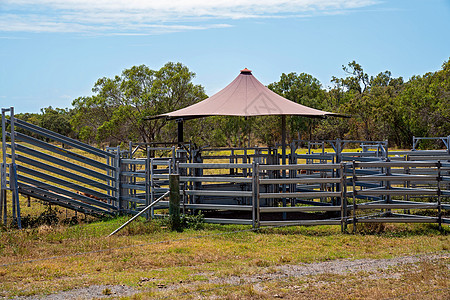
[
  {"x1": 268, "y1": 72, "x2": 327, "y2": 141},
  {"x1": 71, "y1": 62, "x2": 207, "y2": 145}
]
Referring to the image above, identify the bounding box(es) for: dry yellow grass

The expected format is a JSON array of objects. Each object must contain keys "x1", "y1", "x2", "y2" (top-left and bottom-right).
[{"x1": 0, "y1": 219, "x2": 449, "y2": 298}]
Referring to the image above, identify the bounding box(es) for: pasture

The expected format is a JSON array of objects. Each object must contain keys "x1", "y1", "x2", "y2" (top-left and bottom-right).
[{"x1": 0, "y1": 210, "x2": 449, "y2": 299}]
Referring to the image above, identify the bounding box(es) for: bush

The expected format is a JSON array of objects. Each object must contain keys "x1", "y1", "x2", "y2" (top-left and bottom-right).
[{"x1": 181, "y1": 212, "x2": 205, "y2": 230}]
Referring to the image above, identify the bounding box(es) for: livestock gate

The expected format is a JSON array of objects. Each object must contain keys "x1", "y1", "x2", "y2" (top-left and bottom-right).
[{"x1": 1, "y1": 107, "x2": 450, "y2": 231}]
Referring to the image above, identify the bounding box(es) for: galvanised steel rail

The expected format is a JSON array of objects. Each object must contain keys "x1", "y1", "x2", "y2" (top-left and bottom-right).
[
  {"x1": 151, "y1": 158, "x2": 449, "y2": 230},
  {"x1": 1, "y1": 107, "x2": 120, "y2": 226},
  {"x1": 1, "y1": 106, "x2": 449, "y2": 231}
]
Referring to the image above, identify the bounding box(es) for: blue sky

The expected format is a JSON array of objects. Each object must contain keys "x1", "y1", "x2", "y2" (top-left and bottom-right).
[{"x1": 1, "y1": 0, "x2": 449, "y2": 113}]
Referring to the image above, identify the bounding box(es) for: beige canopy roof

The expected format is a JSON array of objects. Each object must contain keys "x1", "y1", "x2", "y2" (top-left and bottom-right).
[{"x1": 152, "y1": 68, "x2": 338, "y2": 120}]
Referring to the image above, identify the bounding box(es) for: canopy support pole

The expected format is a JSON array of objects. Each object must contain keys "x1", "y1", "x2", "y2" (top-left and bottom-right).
[{"x1": 177, "y1": 119, "x2": 184, "y2": 146}]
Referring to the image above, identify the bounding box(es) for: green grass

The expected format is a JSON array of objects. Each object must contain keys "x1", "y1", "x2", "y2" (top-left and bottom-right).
[{"x1": 0, "y1": 218, "x2": 448, "y2": 298}]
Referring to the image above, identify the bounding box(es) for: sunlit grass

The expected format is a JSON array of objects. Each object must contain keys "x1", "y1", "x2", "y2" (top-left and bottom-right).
[{"x1": 0, "y1": 219, "x2": 448, "y2": 298}]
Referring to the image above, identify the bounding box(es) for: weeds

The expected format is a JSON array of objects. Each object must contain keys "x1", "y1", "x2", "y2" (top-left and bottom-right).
[
  {"x1": 181, "y1": 212, "x2": 205, "y2": 230},
  {"x1": 20, "y1": 205, "x2": 60, "y2": 228}
]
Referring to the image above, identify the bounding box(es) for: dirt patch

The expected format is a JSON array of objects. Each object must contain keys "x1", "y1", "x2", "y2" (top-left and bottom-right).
[{"x1": 12, "y1": 285, "x2": 137, "y2": 300}]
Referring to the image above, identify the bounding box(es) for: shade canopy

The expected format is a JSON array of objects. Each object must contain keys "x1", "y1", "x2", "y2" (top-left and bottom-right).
[{"x1": 151, "y1": 68, "x2": 338, "y2": 120}]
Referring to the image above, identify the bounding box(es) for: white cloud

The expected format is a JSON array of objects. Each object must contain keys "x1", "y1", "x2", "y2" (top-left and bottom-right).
[{"x1": 1, "y1": 0, "x2": 379, "y2": 34}]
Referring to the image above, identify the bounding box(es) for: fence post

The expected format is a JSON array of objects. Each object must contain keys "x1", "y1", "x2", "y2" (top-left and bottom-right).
[
  {"x1": 252, "y1": 161, "x2": 260, "y2": 228},
  {"x1": 169, "y1": 174, "x2": 181, "y2": 231},
  {"x1": 150, "y1": 157, "x2": 155, "y2": 218},
  {"x1": 447, "y1": 136, "x2": 450, "y2": 155},
  {"x1": 352, "y1": 160, "x2": 357, "y2": 233},
  {"x1": 10, "y1": 163, "x2": 21, "y2": 229},
  {"x1": 340, "y1": 162, "x2": 347, "y2": 233},
  {"x1": 145, "y1": 149, "x2": 150, "y2": 220},
  {"x1": 437, "y1": 161, "x2": 442, "y2": 231},
  {"x1": 1, "y1": 108, "x2": 7, "y2": 226},
  {"x1": 115, "y1": 146, "x2": 121, "y2": 211}
]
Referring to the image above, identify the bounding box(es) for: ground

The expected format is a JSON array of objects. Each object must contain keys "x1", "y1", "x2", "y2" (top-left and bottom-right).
[{"x1": 0, "y1": 217, "x2": 449, "y2": 299}]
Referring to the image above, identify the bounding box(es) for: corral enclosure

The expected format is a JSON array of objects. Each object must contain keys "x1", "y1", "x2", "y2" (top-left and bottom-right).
[{"x1": 1, "y1": 107, "x2": 450, "y2": 231}]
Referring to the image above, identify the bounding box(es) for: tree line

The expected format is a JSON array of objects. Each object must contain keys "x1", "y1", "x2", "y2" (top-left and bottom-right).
[{"x1": 12, "y1": 59, "x2": 450, "y2": 149}]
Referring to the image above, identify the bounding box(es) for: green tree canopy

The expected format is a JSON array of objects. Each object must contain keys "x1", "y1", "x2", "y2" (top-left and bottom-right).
[
  {"x1": 71, "y1": 62, "x2": 207, "y2": 145},
  {"x1": 268, "y1": 72, "x2": 327, "y2": 140}
]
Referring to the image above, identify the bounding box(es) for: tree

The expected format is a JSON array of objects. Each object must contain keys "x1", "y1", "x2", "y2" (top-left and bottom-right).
[
  {"x1": 71, "y1": 62, "x2": 207, "y2": 145},
  {"x1": 268, "y1": 72, "x2": 327, "y2": 141},
  {"x1": 396, "y1": 58, "x2": 450, "y2": 148},
  {"x1": 326, "y1": 62, "x2": 406, "y2": 143},
  {"x1": 39, "y1": 106, "x2": 74, "y2": 138}
]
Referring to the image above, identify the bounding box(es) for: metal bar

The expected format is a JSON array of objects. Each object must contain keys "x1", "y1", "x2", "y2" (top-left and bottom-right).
[
  {"x1": 179, "y1": 163, "x2": 252, "y2": 169},
  {"x1": 10, "y1": 118, "x2": 114, "y2": 158},
  {"x1": 182, "y1": 190, "x2": 252, "y2": 197},
  {"x1": 121, "y1": 171, "x2": 146, "y2": 178},
  {"x1": 341, "y1": 156, "x2": 383, "y2": 162},
  {"x1": 354, "y1": 161, "x2": 439, "y2": 168},
  {"x1": 296, "y1": 154, "x2": 335, "y2": 160},
  {"x1": 259, "y1": 206, "x2": 341, "y2": 212},
  {"x1": 1, "y1": 109, "x2": 6, "y2": 166},
  {"x1": 12, "y1": 132, "x2": 115, "y2": 171},
  {"x1": 19, "y1": 182, "x2": 114, "y2": 214},
  {"x1": 108, "y1": 191, "x2": 169, "y2": 236},
  {"x1": 10, "y1": 163, "x2": 21, "y2": 229},
  {"x1": 17, "y1": 175, "x2": 116, "y2": 210},
  {"x1": 145, "y1": 150, "x2": 150, "y2": 220},
  {"x1": 354, "y1": 175, "x2": 439, "y2": 181},
  {"x1": 178, "y1": 204, "x2": 253, "y2": 211},
  {"x1": 119, "y1": 196, "x2": 146, "y2": 204},
  {"x1": 121, "y1": 159, "x2": 146, "y2": 165},
  {"x1": 412, "y1": 136, "x2": 449, "y2": 140},
  {"x1": 340, "y1": 162, "x2": 347, "y2": 232},
  {"x1": 260, "y1": 178, "x2": 341, "y2": 184},
  {"x1": 260, "y1": 164, "x2": 341, "y2": 171},
  {"x1": 14, "y1": 144, "x2": 114, "y2": 182},
  {"x1": 12, "y1": 154, "x2": 113, "y2": 191},
  {"x1": 390, "y1": 150, "x2": 447, "y2": 155},
  {"x1": 259, "y1": 192, "x2": 341, "y2": 199},
  {"x1": 438, "y1": 161, "x2": 442, "y2": 230},
  {"x1": 115, "y1": 147, "x2": 121, "y2": 210},
  {"x1": 354, "y1": 189, "x2": 438, "y2": 196},
  {"x1": 10, "y1": 108, "x2": 15, "y2": 166},
  {"x1": 180, "y1": 176, "x2": 252, "y2": 183},
  {"x1": 259, "y1": 220, "x2": 342, "y2": 226},
  {"x1": 10, "y1": 108, "x2": 18, "y2": 227},
  {"x1": 408, "y1": 156, "x2": 450, "y2": 161},
  {"x1": 150, "y1": 157, "x2": 155, "y2": 218},
  {"x1": 203, "y1": 218, "x2": 253, "y2": 225},
  {"x1": 351, "y1": 203, "x2": 438, "y2": 209},
  {"x1": 122, "y1": 184, "x2": 146, "y2": 191},
  {"x1": 352, "y1": 161, "x2": 357, "y2": 233},
  {"x1": 357, "y1": 218, "x2": 438, "y2": 223},
  {"x1": 16, "y1": 165, "x2": 112, "y2": 200},
  {"x1": 252, "y1": 160, "x2": 256, "y2": 228},
  {"x1": 1, "y1": 109, "x2": 7, "y2": 226}
]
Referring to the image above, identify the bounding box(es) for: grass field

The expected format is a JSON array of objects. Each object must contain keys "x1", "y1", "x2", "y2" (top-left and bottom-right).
[{"x1": 0, "y1": 217, "x2": 449, "y2": 299}]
